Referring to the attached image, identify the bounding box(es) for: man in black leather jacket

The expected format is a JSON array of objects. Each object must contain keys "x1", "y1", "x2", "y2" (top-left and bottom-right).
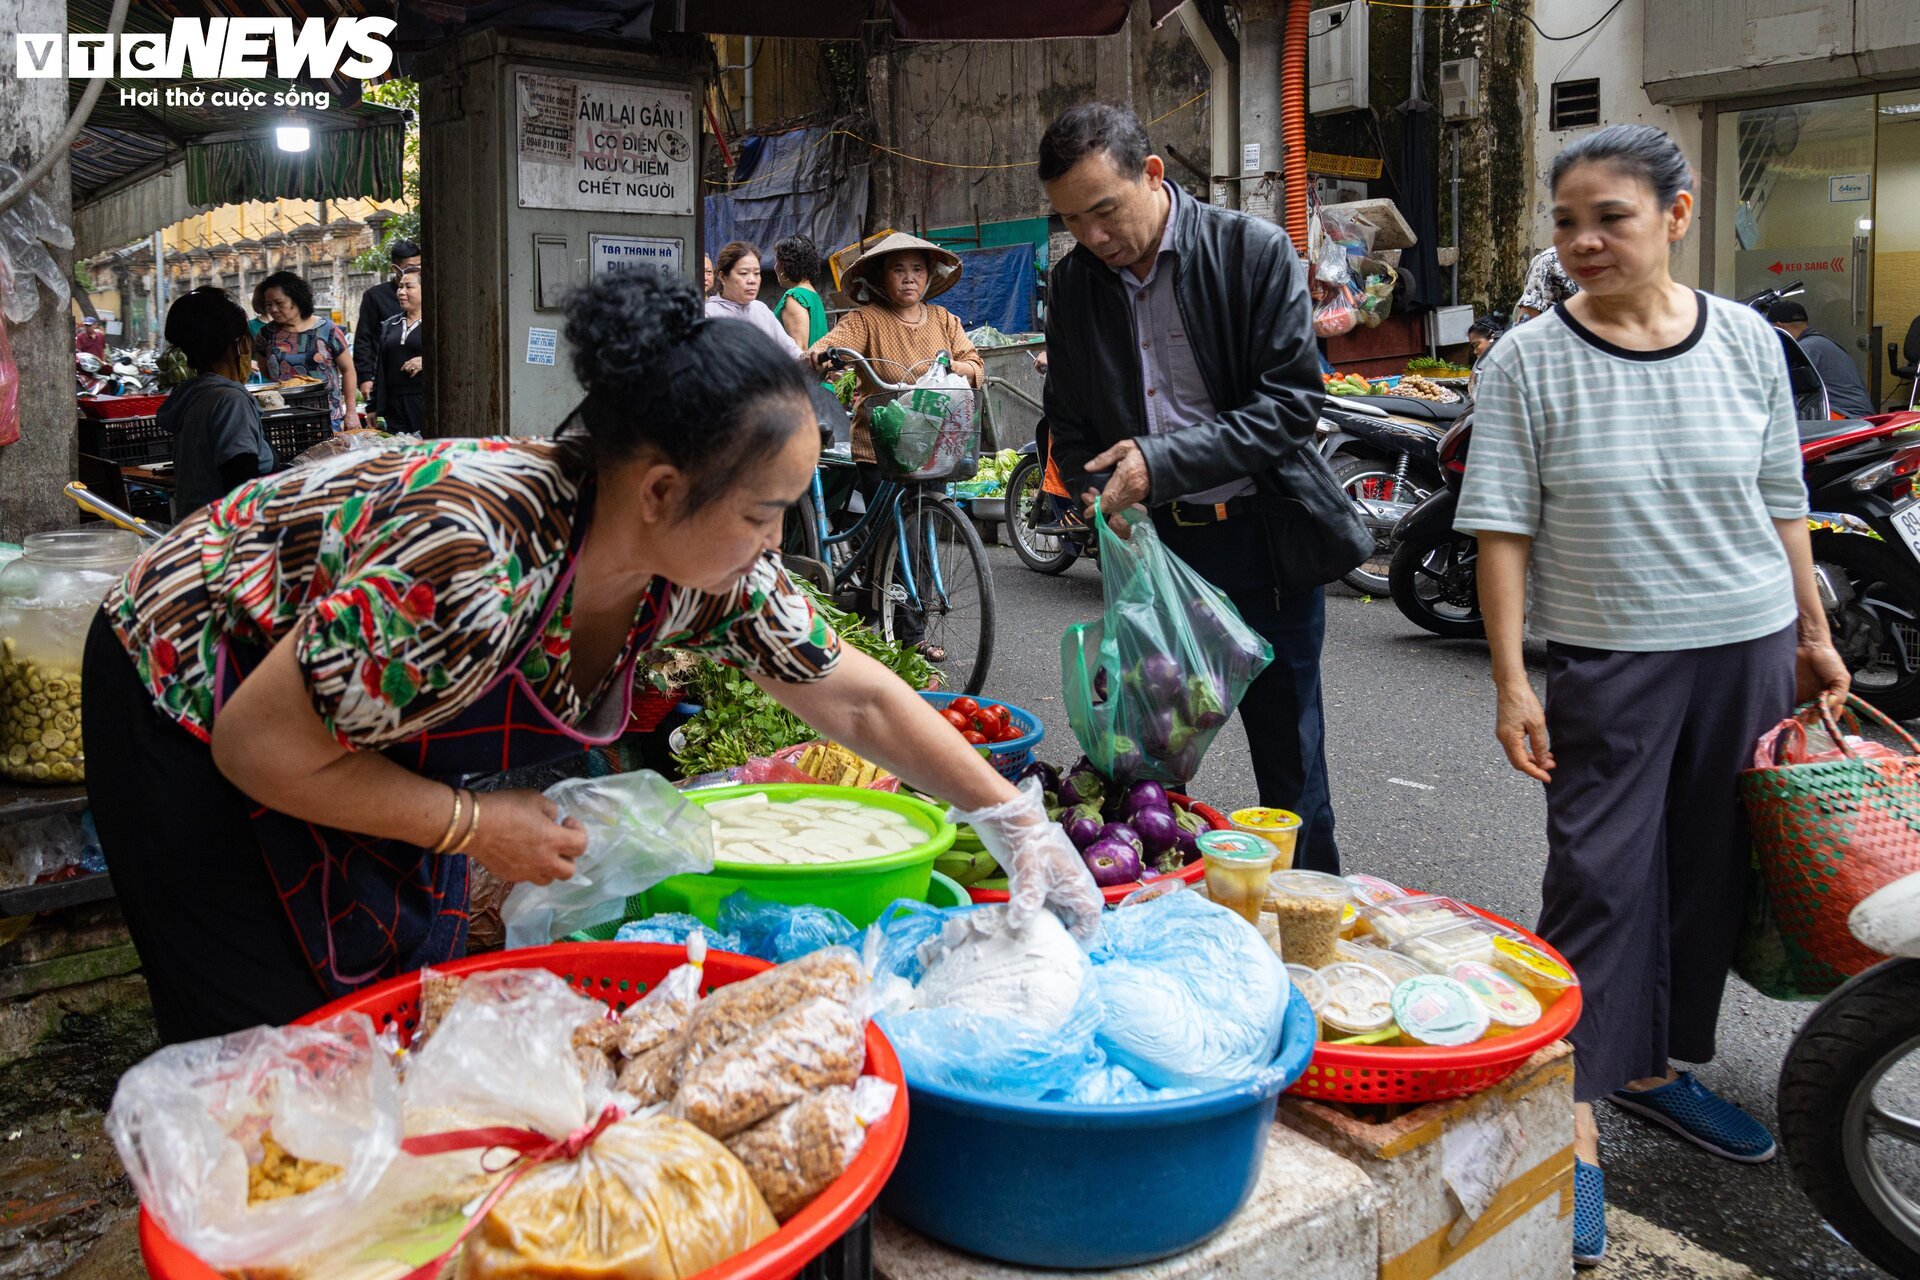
[{"x1": 1039, "y1": 103, "x2": 1369, "y2": 872}]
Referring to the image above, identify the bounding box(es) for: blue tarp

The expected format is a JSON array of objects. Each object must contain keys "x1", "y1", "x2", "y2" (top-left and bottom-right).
[
  {"x1": 939, "y1": 244, "x2": 1036, "y2": 334},
  {"x1": 704, "y1": 127, "x2": 870, "y2": 278}
]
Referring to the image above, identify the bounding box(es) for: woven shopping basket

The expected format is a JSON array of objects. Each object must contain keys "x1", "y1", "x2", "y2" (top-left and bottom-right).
[{"x1": 1737, "y1": 695, "x2": 1920, "y2": 999}]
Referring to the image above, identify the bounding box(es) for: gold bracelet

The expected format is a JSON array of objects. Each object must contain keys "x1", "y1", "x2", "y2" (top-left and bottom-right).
[
  {"x1": 450, "y1": 791, "x2": 481, "y2": 854},
  {"x1": 432, "y1": 787, "x2": 465, "y2": 854}
]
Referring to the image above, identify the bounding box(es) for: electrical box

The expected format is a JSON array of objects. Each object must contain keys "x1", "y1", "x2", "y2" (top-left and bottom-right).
[
  {"x1": 1308, "y1": 2, "x2": 1370, "y2": 116},
  {"x1": 1440, "y1": 58, "x2": 1481, "y2": 122},
  {"x1": 415, "y1": 30, "x2": 704, "y2": 436},
  {"x1": 1429, "y1": 304, "x2": 1476, "y2": 347}
]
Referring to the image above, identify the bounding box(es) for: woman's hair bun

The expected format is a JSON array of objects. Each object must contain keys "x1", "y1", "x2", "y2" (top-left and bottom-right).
[{"x1": 564, "y1": 266, "x2": 703, "y2": 396}]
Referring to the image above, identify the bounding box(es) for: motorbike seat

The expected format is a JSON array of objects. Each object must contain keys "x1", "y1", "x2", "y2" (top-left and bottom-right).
[
  {"x1": 1797, "y1": 418, "x2": 1879, "y2": 445},
  {"x1": 1354, "y1": 395, "x2": 1469, "y2": 423}
]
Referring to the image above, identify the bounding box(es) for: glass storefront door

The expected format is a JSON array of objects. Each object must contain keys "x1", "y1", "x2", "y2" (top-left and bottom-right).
[
  {"x1": 1878, "y1": 91, "x2": 1920, "y2": 410},
  {"x1": 1715, "y1": 94, "x2": 1877, "y2": 386}
]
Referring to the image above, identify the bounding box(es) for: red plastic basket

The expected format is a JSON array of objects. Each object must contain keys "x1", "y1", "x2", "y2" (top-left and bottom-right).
[
  {"x1": 78, "y1": 392, "x2": 168, "y2": 420},
  {"x1": 628, "y1": 684, "x2": 680, "y2": 734},
  {"x1": 137, "y1": 942, "x2": 910, "y2": 1280},
  {"x1": 965, "y1": 795, "x2": 1227, "y2": 906},
  {"x1": 1286, "y1": 906, "x2": 1584, "y2": 1105}
]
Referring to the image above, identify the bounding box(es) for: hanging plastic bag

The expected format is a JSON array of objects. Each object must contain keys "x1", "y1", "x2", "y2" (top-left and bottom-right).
[
  {"x1": 1091, "y1": 890, "x2": 1287, "y2": 1089},
  {"x1": 1061, "y1": 511, "x2": 1273, "y2": 785},
  {"x1": 872, "y1": 361, "x2": 979, "y2": 481},
  {"x1": 0, "y1": 255, "x2": 21, "y2": 447},
  {"x1": 1314, "y1": 226, "x2": 1355, "y2": 286},
  {"x1": 503, "y1": 770, "x2": 715, "y2": 949},
  {"x1": 105, "y1": 1014, "x2": 403, "y2": 1272},
  {"x1": 867, "y1": 901, "x2": 1103, "y2": 1099},
  {"x1": 1313, "y1": 288, "x2": 1360, "y2": 338}
]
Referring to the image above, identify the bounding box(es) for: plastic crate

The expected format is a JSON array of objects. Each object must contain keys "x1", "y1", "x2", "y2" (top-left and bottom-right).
[
  {"x1": 261, "y1": 408, "x2": 333, "y2": 466},
  {"x1": 77, "y1": 414, "x2": 171, "y2": 466}
]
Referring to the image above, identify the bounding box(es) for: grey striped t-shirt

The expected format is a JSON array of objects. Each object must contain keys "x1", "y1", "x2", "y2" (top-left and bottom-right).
[{"x1": 1454, "y1": 291, "x2": 1807, "y2": 652}]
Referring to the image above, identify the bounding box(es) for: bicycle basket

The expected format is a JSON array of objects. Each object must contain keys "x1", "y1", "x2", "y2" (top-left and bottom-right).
[{"x1": 872, "y1": 386, "x2": 980, "y2": 483}]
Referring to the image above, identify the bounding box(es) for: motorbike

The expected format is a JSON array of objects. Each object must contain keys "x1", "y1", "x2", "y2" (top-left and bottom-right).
[
  {"x1": 1779, "y1": 870, "x2": 1920, "y2": 1277},
  {"x1": 1318, "y1": 392, "x2": 1460, "y2": 595},
  {"x1": 1385, "y1": 415, "x2": 1484, "y2": 638},
  {"x1": 74, "y1": 351, "x2": 112, "y2": 398},
  {"x1": 1004, "y1": 420, "x2": 1098, "y2": 575}
]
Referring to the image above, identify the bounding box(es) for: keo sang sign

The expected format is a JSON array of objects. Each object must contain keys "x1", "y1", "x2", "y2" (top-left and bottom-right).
[{"x1": 516, "y1": 73, "x2": 695, "y2": 217}]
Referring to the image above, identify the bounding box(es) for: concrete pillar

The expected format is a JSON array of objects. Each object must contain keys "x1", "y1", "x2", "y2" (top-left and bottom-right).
[
  {"x1": 1178, "y1": 5, "x2": 1238, "y2": 209},
  {"x1": 0, "y1": 0, "x2": 77, "y2": 540},
  {"x1": 1237, "y1": 0, "x2": 1285, "y2": 226}
]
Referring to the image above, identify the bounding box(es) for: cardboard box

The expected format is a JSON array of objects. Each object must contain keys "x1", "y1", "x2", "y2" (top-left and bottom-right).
[{"x1": 1278, "y1": 1044, "x2": 1575, "y2": 1280}]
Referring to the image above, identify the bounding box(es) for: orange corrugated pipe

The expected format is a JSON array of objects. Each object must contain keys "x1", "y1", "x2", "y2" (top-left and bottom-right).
[{"x1": 1281, "y1": 0, "x2": 1311, "y2": 251}]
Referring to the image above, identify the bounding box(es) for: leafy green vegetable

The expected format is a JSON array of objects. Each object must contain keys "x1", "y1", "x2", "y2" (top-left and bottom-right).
[
  {"x1": 670, "y1": 580, "x2": 937, "y2": 775},
  {"x1": 947, "y1": 449, "x2": 1024, "y2": 499}
]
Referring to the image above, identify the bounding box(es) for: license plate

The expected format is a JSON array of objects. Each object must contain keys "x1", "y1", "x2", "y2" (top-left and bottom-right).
[{"x1": 1893, "y1": 499, "x2": 1920, "y2": 561}]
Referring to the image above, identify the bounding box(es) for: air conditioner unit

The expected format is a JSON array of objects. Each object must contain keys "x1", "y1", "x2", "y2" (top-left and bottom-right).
[
  {"x1": 1308, "y1": 2, "x2": 1370, "y2": 116},
  {"x1": 1440, "y1": 58, "x2": 1480, "y2": 122}
]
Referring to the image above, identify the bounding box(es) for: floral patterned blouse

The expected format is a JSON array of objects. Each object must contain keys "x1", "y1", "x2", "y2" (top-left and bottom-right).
[
  {"x1": 103, "y1": 438, "x2": 841, "y2": 749},
  {"x1": 254, "y1": 316, "x2": 351, "y2": 431}
]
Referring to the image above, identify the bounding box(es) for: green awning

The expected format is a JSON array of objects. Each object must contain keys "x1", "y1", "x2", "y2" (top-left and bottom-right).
[{"x1": 185, "y1": 119, "x2": 405, "y2": 206}]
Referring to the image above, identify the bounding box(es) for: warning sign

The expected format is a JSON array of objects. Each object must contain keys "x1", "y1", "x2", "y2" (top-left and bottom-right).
[{"x1": 516, "y1": 73, "x2": 695, "y2": 217}]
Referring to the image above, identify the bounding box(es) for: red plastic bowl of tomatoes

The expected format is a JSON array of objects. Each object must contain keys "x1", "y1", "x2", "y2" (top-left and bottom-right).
[{"x1": 918, "y1": 691, "x2": 1044, "y2": 780}]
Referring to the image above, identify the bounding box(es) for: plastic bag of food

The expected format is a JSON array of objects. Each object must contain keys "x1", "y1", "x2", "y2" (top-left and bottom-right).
[
  {"x1": 719, "y1": 891, "x2": 858, "y2": 964},
  {"x1": 1091, "y1": 890, "x2": 1288, "y2": 1089},
  {"x1": 400, "y1": 968, "x2": 615, "y2": 1138},
  {"x1": 503, "y1": 770, "x2": 715, "y2": 948},
  {"x1": 675, "y1": 995, "x2": 866, "y2": 1138},
  {"x1": 1315, "y1": 223, "x2": 1355, "y2": 285},
  {"x1": 679, "y1": 946, "x2": 866, "y2": 1079},
  {"x1": 1061, "y1": 514, "x2": 1273, "y2": 784},
  {"x1": 724, "y1": 1076, "x2": 897, "y2": 1220},
  {"x1": 868, "y1": 902, "x2": 1103, "y2": 1100},
  {"x1": 613, "y1": 913, "x2": 743, "y2": 953},
  {"x1": 459, "y1": 1113, "x2": 777, "y2": 1280},
  {"x1": 1313, "y1": 290, "x2": 1359, "y2": 337},
  {"x1": 105, "y1": 1014, "x2": 402, "y2": 1271}
]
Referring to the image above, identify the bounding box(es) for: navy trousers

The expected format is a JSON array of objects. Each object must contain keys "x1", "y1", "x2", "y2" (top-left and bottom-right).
[
  {"x1": 1154, "y1": 513, "x2": 1340, "y2": 873},
  {"x1": 1537, "y1": 625, "x2": 1795, "y2": 1102}
]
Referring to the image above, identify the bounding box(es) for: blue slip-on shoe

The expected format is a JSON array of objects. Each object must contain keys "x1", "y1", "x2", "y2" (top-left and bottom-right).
[
  {"x1": 1608, "y1": 1072, "x2": 1778, "y2": 1163},
  {"x1": 1573, "y1": 1158, "x2": 1606, "y2": 1266}
]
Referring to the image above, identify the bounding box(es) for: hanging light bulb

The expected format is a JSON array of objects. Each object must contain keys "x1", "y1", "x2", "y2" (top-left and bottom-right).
[{"x1": 275, "y1": 123, "x2": 311, "y2": 153}]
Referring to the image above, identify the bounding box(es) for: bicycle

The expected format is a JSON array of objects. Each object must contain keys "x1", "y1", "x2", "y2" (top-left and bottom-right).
[{"x1": 789, "y1": 349, "x2": 997, "y2": 695}]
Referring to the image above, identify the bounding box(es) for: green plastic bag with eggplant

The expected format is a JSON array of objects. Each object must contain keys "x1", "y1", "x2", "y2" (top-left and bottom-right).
[{"x1": 1060, "y1": 507, "x2": 1273, "y2": 786}]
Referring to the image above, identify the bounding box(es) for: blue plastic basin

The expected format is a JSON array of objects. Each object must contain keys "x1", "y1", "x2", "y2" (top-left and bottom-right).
[{"x1": 878, "y1": 982, "x2": 1317, "y2": 1269}]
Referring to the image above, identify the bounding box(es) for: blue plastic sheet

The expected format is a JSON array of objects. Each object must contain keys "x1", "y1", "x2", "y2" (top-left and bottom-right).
[
  {"x1": 703, "y1": 127, "x2": 871, "y2": 274},
  {"x1": 612, "y1": 913, "x2": 741, "y2": 953},
  {"x1": 938, "y1": 245, "x2": 1036, "y2": 334}
]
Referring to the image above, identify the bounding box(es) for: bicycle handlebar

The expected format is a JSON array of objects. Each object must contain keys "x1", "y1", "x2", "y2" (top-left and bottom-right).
[{"x1": 817, "y1": 346, "x2": 955, "y2": 395}]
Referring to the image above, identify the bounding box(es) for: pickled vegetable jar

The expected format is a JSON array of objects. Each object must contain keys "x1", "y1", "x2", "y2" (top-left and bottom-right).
[{"x1": 0, "y1": 530, "x2": 142, "y2": 783}]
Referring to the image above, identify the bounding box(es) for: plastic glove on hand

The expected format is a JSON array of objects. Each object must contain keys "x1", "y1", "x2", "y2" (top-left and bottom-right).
[{"x1": 949, "y1": 778, "x2": 1103, "y2": 943}]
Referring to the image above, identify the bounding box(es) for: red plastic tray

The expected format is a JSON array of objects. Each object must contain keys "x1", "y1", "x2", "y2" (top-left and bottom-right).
[
  {"x1": 138, "y1": 942, "x2": 909, "y2": 1280},
  {"x1": 1286, "y1": 905, "x2": 1584, "y2": 1105},
  {"x1": 965, "y1": 795, "x2": 1227, "y2": 907},
  {"x1": 78, "y1": 393, "x2": 168, "y2": 420}
]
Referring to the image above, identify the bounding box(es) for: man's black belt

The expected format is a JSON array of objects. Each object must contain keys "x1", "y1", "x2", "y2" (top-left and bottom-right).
[{"x1": 1166, "y1": 495, "x2": 1270, "y2": 526}]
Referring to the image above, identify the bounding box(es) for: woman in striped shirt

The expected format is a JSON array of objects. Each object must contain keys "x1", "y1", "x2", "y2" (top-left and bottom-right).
[
  {"x1": 1455, "y1": 124, "x2": 1849, "y2": 1266},
  {"x1": 85, "y1": 267, "x2": 1101, "y2": 1045}
]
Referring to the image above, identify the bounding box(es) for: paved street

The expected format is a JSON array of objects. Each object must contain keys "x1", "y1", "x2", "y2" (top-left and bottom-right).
[{"x1": 974, "y1": 537, "x2": 1891, "y2": 1280}]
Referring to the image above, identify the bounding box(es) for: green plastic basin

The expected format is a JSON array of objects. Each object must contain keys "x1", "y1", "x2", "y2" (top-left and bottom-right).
[{"x1": 643, "y1": 784, "x2": 956, "y2": 928}]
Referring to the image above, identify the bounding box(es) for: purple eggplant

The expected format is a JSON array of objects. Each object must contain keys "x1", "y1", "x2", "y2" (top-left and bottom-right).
[
  {"x1": 1019, "y1": 759, "x2": 1062, "y2": 793},
  {"x1": 1162, "y1": 742, "x2": 1202, "y2": 783},
  {"x1": 1140, "y1": 705, "x2": 1177, "y2": 758},
  {"x1": 1153, "y1": 845, "x2": 1190, "y2": 875},
  {"x1": 1108, "y1": 735, "x2": 1144, "y2": 781},
  {"x1": 1061, "y1": 806, "x2": 1105, "y2": 850},
  {"x1": 1098, "y1": 822, "x2": 1144, "y2": 855},
  {"x1": 1131, "y1": 805, "x2": 1181, "y2": 855},
  {"x1": 1128, "y1": 652, "x2": 1185, "y2": 703},
  {"x1": 1185, "y1": 673, "x2": 1228, "y2": 732},
  {"x1": 1122, "y1": 780, "x2": 1170, "y2": 819},
  {"x1": 1082, "y1": 837, "x2": 1144, "y2": 887},
  {"x1": 1173, "y1": 805, "x2": 1209, "y2": 837},
  {"x1": 1093, "y1": 667, "x2": 1111, "y2": 703},
  {"x1": 1062, "y1": 766, "x2": 1106, "y2": 812}
]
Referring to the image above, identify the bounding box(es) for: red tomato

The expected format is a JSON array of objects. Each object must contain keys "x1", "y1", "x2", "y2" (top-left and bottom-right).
[
  {"x1": 949, "y1": 696, "x2": 980, "y2": 718},
  {"x1": 942, "y1": 709, "x2": 971, "y2": 731},
  {"x1": 962, "y1": 729, "x2": 989, "y2": 745},
  {"x1": 978, "y1": 704, "x2": 1011, "y2": 734},
  {"x1": 993, "y1": 723, "x2": 1021, "y2": 743}
]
